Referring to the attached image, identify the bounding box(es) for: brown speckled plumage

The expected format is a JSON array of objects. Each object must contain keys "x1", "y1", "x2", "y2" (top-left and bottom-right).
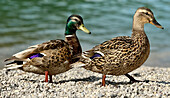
[
  {"x1": 79, "y1": 7, "x2": 163, "y2": 86},
  {"x1": 20, "y1": 40, "x2": 72, "y2": 75},
  {"x1": 82, "y1": 34, "x2": 150, "y2": 76},
  {"x1": 65, "y1": 33, "x2": 82, "y2": 62}
]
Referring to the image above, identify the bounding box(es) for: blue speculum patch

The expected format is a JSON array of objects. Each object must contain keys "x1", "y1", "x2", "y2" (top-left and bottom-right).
[
  {"x1": 90, "y1": 53, "x2": 102, "y2": 59},
  {"x1": 29, "y1": 53, "x2": 44, "y2": 59}
]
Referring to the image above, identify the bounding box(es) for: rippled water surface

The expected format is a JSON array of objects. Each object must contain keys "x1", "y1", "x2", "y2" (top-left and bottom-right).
[{"x1": 0, "y1": 0, "x2": 170, "y2": 68}]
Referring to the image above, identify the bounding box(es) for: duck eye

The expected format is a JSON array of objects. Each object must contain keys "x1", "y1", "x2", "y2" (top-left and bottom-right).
[
  {"x1": 75, "y1": 19, "x2": 78, "y2": 21},
  {"x1": 77, "y1": 21, "x2": 81, "y2": 25},
  {"x1": 145, "y1": 12, "x2": 149, "y2": 15}
]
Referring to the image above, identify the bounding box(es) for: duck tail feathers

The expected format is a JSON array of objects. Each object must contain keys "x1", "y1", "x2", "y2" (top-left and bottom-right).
[
  {"x1": 70, "y1": 62, "x2": 86, "y2": 68},
  {"x1": 5, "y1": 64, "x2": 23, "y2": 70},
  {"x1": 4, "y1": 60, "x2": 25, "y2": 70}
]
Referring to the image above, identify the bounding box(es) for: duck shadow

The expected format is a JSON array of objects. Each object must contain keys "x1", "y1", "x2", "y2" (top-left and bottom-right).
[
  {"x1": 104, "y1": 79, "x2": 170, "y2": 86},
  {"x1": 146, "y1": 80, "x2": 170, "y2": 84},
  {"x1": 54, "y1": 76, "x2": 170, "y2": 86},
  {"x1": 20, "y1": 76, "x2": 170, "y2": 85},
  {"x1": 19, "y1": 76, "x2": 101, "y2": 84},
  {"x1": 20, "y1": 78, "x2": 40, "y2": 83},
  {"x1": 53, "y1": 76, "x2": 101, "y2": 84},
  {"x1": 103, "y1": 80, "x2": 149, "y2": 86}
]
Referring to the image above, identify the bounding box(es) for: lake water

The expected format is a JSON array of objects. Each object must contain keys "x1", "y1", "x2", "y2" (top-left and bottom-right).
[{"x1": 0, "y1": 0, "x2": 170, "y2": 69}]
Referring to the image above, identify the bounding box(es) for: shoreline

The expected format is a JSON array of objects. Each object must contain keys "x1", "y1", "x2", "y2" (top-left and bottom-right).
[{"x1": 0, "y1": 66, "x2": 169, "y2": 97}]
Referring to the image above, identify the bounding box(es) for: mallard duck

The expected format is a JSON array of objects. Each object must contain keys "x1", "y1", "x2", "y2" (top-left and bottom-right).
[
  {"x1": 78, "y1": 7, "x2": 164, "y2": 86},
  {"x1": 4, "y1": 15, "x2": 91, "y2": 83}
]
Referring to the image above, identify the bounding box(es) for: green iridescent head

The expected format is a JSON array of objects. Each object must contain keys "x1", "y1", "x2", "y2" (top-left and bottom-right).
[{"x1": 65, "y1": 15, "x2": 91, "y2": 35}]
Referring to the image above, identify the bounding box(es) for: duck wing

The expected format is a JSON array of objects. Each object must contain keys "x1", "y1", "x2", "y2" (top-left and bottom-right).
[
  {"x1": 5, "y1": 39, "x2": 73, "y2": 70},
  {"x1": 80, "y1": 36, "x2": 141, "y2": 75}
]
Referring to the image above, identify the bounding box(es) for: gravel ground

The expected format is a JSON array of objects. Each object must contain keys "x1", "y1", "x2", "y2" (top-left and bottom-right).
[{"x1": 0, "y1": 66, "x2": 170, "y2": 98}]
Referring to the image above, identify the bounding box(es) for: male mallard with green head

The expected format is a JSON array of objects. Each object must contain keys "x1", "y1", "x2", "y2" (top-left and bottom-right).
[
  {"x1": 5, "y1": 15, "x2": 91, "y2": 83},
  {"x1": 78, "y1": 7, "x2": 164, "y2": 86}
]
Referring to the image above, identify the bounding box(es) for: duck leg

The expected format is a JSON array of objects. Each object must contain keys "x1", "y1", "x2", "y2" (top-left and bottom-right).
[
  {"x1": 125, "y1": 73, "x2": 141, "y2": 83},
  {"x1": 49, "y1": 75, "x2": 53, "y2": 83},
  {"x1": 45, "y1": 71, "x2": 48, "y2": 82},
  {"x1": 101, "y1": 74, "x2": 106, "y2": 86}
]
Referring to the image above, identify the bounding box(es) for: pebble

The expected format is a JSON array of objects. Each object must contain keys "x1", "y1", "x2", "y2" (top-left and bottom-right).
[{"x1": 0, "y1": 66, "x2": 170, "y2": 97}]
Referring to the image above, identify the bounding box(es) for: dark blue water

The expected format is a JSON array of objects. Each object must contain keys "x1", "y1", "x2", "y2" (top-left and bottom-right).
[{"x1": 0, "y1": 0, "x2": 170, "y2": 69}]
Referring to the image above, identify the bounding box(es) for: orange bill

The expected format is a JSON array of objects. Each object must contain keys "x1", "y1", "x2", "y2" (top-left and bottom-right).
[{"x1": 150, "y1": 19, "x2": 164, "y2": 29}]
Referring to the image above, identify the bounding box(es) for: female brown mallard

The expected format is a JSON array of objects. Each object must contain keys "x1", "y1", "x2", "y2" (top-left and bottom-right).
[
  {"x1": 5, "y1": 15, "x2": 91, "y2": 83},
  {"x1": 78, "y1": 7, "x2": 164, "y2": 86}
]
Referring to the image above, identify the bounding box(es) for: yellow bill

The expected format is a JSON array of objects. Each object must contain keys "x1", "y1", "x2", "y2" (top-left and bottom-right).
[{"x1": 78, "y1": 24, "x2": 91, "y2": 34}]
